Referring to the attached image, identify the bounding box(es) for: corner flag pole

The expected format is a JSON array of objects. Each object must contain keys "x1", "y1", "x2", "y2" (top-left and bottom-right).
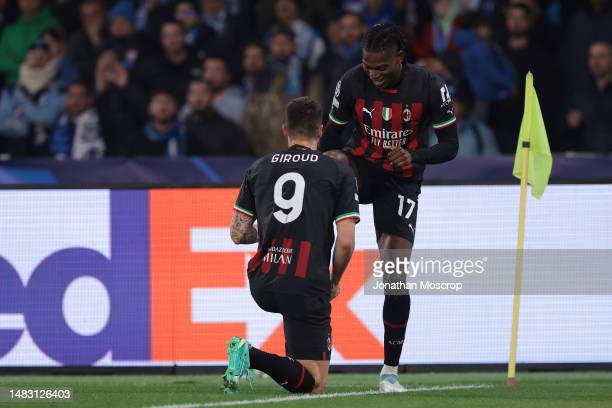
[
  {"x1": 507, "y1": 75, "x2": 534, "y2": 387},
  {"x1": 507, "y1": 140, "x2": 528, "y2": 387}
]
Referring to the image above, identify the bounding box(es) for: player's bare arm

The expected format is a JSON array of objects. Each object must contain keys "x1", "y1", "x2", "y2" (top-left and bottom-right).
[
  {"x1": 229, "y1": 211, "x2": 258, "y2": 244},
  {"x1": 331, "y1": 218, "x2": 357, "y2": 300}
]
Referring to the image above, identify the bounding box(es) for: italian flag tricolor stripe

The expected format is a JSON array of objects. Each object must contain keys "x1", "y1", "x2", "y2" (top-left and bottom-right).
[
  {"x1": 335, "y1": 212, "x2": 360, "y2": 223},
  {"x1": 233, "y1": 205, "x2": 255, "y2": 217},
  {"x1": 329, "y1": 112, "x2": 349, "y2": 125},
  {"x1": 432, "y1": 116, "x2": 457, "y2": 129},
  {"x1": 382, "y1": 107, "x2": 392, "y2": 121}
]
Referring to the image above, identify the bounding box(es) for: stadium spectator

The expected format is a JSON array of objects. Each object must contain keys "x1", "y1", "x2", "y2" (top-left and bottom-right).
[
  {"x1": 490, "y1": 3, "x2": 558, "y2": 153},
  {"x1": 134, "y1": 0, "x2": 175, "y2": 36},
  {"x1": 0, "y1": 0, "x2": 597, "y2": 158},
  {"x1": 454, "y1": 12, "x2": 515, "y2": 103},
  {"x1": 337, "y1": 11, "x2": 366, "y2": 62},
  {"x1": 107, "y1": 0, "x2": 143, "y2": 71},
  {"x1": 256, "y1": 0, "x2": 333, "y2": 35},
  {"x1": 200, "y1": 0, "x2": 229, "y2": 36},
  {"x1": 182, "y1": 79, "x2": 251, "y2": 156},
  {"x1": 0, "y1": 40, "x2": 64, "y2": 156},
  {"x1": 448, "y1": 82, "x2": 499, "y2": 155},
  {"x1": 454, "y1": 0, "x2": 496, "y2": 14},
  {"x1": 242, "y1": 44, "x2": 287, "y2": 156},
  {"x1": 325, "y1": 15, "x2": 342, "y2": 49},
  {"x1": 416, "y1": 51, "x2": 464, "y2": 96},
  {"x1": 367, "y1": 0, "x2": 403, "y2": 26},
  {"x1": 202, "y1": 56, "x2": 245, "y2": 126},
  {"x1": 198, "y1": 0, "x2": 241, "y2": 53},
  {"x1": 507, "y1": 0, "x2": 561, "y2": 49},
  {"x1": 136, "y1": 90, "x2": 186, "y2": 157},
  {"x1": 94, "y1": 49, "x2": 147, "y2": 156},
  {"x1": 297, "y1": 0, "x2": 335, "y2": 34},
  {"x1": 68, "y1": 0, "x2": 108, "y2": 85},
  {"x1": 316, "y1": 12, "x2": 364, "y2": 111},
  {"x1": 135, "y1": 20, "x2": 201, "y2": 103},
  {"x1": 565, "y1": 40, "x2": 612, "y2": 153},
  {"x1": 242, "y1": 43, "x2": 275, "y2": 98},
  {"x1": 0, "y1": 0, "x2": 18, "y2": 39},
  {"x1": 0, "y1": 0, "x2": 59, "y2": 86},
  {"x1": 49, "y1": 0, "x2": 81, "y2": 36},
  {"x1": 267, "y1": 25, "x2": 303, "y2": 98},
  {"x1": 50, "y1": 81, "x2": 105, "y2": 159},
  {"x1": 411, "y1": 0, "x2": 462, "y2": 59},
  {"x1": 564, "y1": 0, "x2": 612, "y2": 86},
  {"x1": 174, "y1": 1, "x2": 204, "y2": 50},
  {"x1": 342, "y1": 0, "x2": 400, "y2": 27},
  {"x1": 272, "y1": 0, "x2": 326, "y2": 70},
  {"x1": 41, "y1": 27, "x2": 80, "y2": 88},
  {"x1": 502, "y1": 4, "x2": 547, "y2": 77}
]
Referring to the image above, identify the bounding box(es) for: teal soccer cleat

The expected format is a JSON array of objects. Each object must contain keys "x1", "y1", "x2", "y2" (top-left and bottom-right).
[{"x1": 223, "y1": 336, "x2": 254, "y2": 393}]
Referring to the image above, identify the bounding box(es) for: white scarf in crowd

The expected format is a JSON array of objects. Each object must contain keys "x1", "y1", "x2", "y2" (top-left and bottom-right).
[{"x1": 18, "y1": 59, "x2": 59, "y2": 95}]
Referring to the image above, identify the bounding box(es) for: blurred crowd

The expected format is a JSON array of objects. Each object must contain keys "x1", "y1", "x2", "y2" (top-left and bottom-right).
[{"x1": 0, "y1": 0, "x2": 610, "y2": 159}]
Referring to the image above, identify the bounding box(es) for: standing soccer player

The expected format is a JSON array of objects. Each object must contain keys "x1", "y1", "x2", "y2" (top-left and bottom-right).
[
  {"x1": 321, "y1": 23, "x2": 459, "y2": 392},
  {"x1": 227, "y1": 97, "x2": 359, "y2": 394}
]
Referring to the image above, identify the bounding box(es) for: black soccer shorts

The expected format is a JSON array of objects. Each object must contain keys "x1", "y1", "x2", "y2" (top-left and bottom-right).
[
  {"x1": 346, "y1": 152, "x2": 420, "y2": 244},
  {"x1": 249, "y1": 280, "x2": 332, "y2": 361}
]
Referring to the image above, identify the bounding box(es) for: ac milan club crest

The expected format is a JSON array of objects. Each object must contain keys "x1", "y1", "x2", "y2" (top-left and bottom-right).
[{"x1": 403, "y1": 106, "x2": 411, "y2": 122}]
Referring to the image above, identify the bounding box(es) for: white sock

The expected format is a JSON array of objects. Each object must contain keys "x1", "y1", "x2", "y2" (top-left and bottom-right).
[{"x1": 380, "y1": 364, "x2": 398, "y2": 377}]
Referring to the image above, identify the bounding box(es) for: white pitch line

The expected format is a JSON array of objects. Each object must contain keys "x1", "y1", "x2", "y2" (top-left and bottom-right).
[{"x1": 146, "y1": 384, "x2": 493, "y2": 408}]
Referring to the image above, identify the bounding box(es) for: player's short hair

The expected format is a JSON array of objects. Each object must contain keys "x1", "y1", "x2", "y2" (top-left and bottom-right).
[
  {"x1": 363, "y1": 22, "x2": 406, "y2": 54},
  {"x1": 285, "y1": 97, "x2": 322, "y2": 137}
]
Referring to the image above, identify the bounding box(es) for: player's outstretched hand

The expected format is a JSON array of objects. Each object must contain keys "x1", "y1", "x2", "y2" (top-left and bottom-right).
[
  {"x1": 330, "y1": 283, "x2": 340, "y2": 300},
  {"x1": 383, "y1": 146, "x2": 412, "y2": 168}
]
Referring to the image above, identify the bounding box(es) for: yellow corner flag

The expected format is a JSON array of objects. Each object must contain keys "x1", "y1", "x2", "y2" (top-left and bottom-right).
[
  {"x1": 512, "y1": 72, "x2": 553, "y2": 199},
  {"x1": 507, "y1": 72, "x2": 553, "y2": 387}
]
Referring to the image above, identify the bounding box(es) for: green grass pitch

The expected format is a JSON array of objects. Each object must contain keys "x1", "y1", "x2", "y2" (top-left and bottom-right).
[{"x1": 0, "y1": 372, "x2": 611, "y2": 408}]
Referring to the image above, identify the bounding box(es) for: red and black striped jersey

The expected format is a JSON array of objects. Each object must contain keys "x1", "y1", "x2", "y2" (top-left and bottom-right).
[
  {"x1": 328, "y1": 63, "x2": 456, "y2": 179},
  {"x1": 234, "y1": 145, "x2": 360, "y2": 297}
]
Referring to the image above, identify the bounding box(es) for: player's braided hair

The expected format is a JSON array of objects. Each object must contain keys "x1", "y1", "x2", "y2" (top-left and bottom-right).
[{"x1": 363, "y1": 22, "x2": 407, "y2": 53}]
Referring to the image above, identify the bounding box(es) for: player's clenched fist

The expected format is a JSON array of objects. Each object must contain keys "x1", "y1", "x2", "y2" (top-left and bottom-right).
[{"x1": 384, "y1": 146, "x2": 412, "y2": 168}]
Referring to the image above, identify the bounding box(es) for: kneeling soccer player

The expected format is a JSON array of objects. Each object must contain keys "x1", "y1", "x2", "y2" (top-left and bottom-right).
[{"x1": 227, "y1": 97, "x2": 359, "y2": 394}]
